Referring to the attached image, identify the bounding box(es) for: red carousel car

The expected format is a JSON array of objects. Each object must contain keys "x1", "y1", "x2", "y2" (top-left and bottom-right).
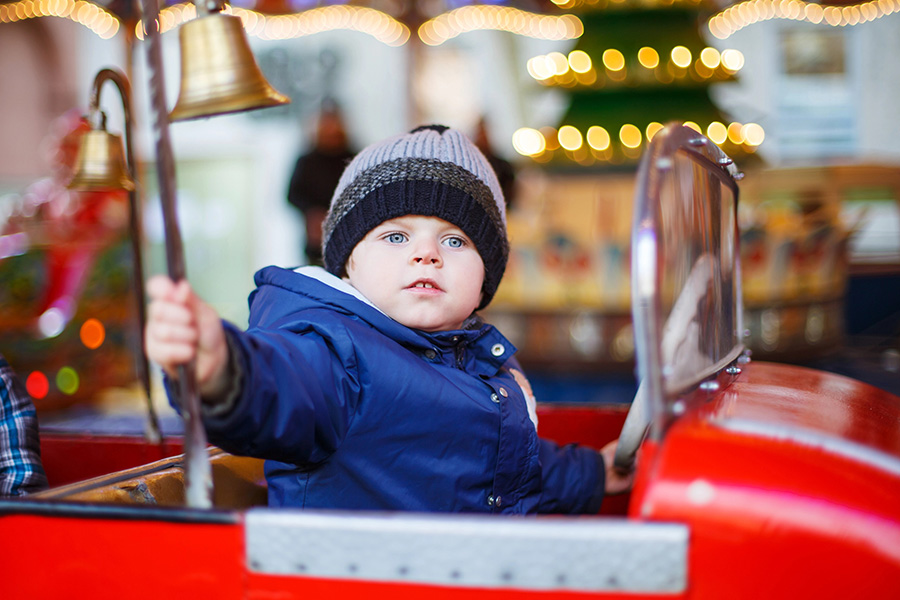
[{"x1": 2, "y1": 123, "x2": 898, "y2": 599}]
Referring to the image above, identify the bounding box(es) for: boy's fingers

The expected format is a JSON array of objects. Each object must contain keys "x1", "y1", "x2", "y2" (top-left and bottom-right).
[
  {"x1": 145, "y1": 318, "x2": 199, "y2": 368},
  {"x1": 146, "y1": 340, "x2": 195, "y2": 363},
  {"x1": 147, "y1": 300, "x2": 195, "y2": 330},
  {"x1": 600, "y1": 438, "x2": 636, "y2": 495},
  {"x1": 146, "y1": 319, "x2": 199, "y2": 345},
  {"x1": 172, "y1": 279, "x2": 196, "y2": 305},
  {"x1": 146, "y1": 276, "x2": 196, "y2": 308},
  {"x1": 146, "y1": 275, "x2": 177, "y2": 300}
]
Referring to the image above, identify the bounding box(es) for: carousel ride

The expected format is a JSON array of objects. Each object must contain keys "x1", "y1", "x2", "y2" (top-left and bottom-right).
[{"x1": 0, "y1": 2, "x2": 898, "y2": 596}]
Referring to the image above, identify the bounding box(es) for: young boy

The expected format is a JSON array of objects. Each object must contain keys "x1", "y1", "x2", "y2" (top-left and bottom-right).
[{"x1": 146, "y1": 125, "x2": 633, "y2": 514}]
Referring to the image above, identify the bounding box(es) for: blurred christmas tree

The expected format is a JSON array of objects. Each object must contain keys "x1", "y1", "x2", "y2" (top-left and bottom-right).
[{"x1": 514, "y1": 0, "x2": 765, "y2": 168}]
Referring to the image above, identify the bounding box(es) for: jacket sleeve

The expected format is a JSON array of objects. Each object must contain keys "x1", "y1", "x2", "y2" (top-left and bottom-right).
[
  {"x1": 188, "y1": 319, "x2": 362, "y2": 466},
  {"x1": 536, "y1": 437, "x2": 605, "y2": 514}
]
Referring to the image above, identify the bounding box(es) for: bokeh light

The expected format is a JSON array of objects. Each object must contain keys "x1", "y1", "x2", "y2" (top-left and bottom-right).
[
  {"x1": 721, "y1": 49, "x2": 745, "y2": 72},
  {"x1": 709, "y1": 0, "x2": 897, "y2": 39},
  {"x1": 645, "y1": 122, "x2": 664, "y2": 141},
  {"x1": 670, "y1": 46, "x2": 692, "y2": 68},
  {"x1": 602, "y1": 48, "x2": 625, "y2": 71},
  {"x1": 558, "y1": 125, "x2": 584, "y2": 151},
  {"x1": 547, "y1": 51, "x2": 569, "y2": 76},
  {"x1": 38, "y1": 307, "x2": 67, "y2": 338},
  {"x1": 619, "y1": 124, "x2": 642, "y2": 148},
  {"x1": 26, "y1": 371, "x2": 49, "y2": 399},
  {"x1": 683, "y1": 121, "x2": 702, "y2": 133},
  {"x1": 527, "y1": 56, "x2": 552, "y2": 80},
  {"x1": 742, "y1": 122, "x2": 766, "y2": 146},
  {"x1": 637, "y1": 47, "x2": 659, "y2": 69},
  {"x1": 727, "y1": 122, "x2": 745, "y2": 144},
  {"x1": 700, "y1": 47, "x2": 721, "y2": 69},
  {"x1": 568, "y1": 49, "x2": 592, "y2": 73},
  {"x1": 80, "y1": 318, "x2": 106, "y2": 349},
  {"x1": 56, "y1": 367, "x2": 80, "y2": 396},
  {"x1": 707, "y1": 121, "x2": 728, "y2": 144},
  {"x1": 586, "y1": 126, "x2": 611, "y2": 151},
  {"x1": 512, "y1": 127, "x2": 546, "y2": 156}
]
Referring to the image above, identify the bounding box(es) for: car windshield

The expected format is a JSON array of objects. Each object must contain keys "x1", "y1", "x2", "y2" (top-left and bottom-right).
[{"x1": 632, "y1": 125, "x2": 743, "y2": 435}]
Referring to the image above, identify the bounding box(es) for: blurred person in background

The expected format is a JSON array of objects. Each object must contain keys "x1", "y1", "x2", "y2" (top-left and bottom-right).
[
  {"x1": 473, "y1": 117, "x2": 517, "y2": 211},
  {"x1": 287, "y1": 100, "x2": 356, "y2": 266}
]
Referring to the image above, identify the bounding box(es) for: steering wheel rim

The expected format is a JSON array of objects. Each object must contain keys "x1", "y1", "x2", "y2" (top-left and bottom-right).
[{"x1": 613, "y1": 381, "x2": 649, "y2": 472}]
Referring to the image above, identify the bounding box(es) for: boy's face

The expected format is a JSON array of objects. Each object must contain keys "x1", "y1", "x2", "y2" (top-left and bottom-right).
[{"x1": 344, "y1": 216, "x2": 485, "y2": 332}]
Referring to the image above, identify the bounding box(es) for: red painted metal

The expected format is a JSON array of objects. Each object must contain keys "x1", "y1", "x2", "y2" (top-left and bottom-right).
[
  {"x1": 37, "y1": 405, "x2": 627, "y2": 491},
  {"x1": 0, "y1": 512, "x2": 244, "y2": 599},
  {"x1": 40, "y1": 433, "x2": 184, "y2": 487},
  {"x1": 631, "y1": 360, "x2": 900, "y2": 598},
  {"x1": 536, "y1": 404, "x2": 629, "y2": 449},
  {"x1": 536, "y1": 404, "x2": 632, "y2": 515},
  {"x1": 5, "y1": 361, "x2": 899, "y2": 598},
  {"x1": 243, "y1": 572, "x2": 671, "y2": 600}
]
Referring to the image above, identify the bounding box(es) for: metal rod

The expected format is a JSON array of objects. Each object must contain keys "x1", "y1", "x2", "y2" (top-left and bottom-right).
[
  {"x1": 140, "y1": 0, "x2": 213, "y2": 509},
  {"x1": 88, "y1": 68, "x2": 162, "y2": 445}
]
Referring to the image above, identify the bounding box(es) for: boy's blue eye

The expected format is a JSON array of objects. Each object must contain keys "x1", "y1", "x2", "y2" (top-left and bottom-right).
[
  {"x1": 444, "y1": 237, "x2": 464, "y2": 248},
  {"x1": 386, "y1": 233, "x2": 407, "y2": 244}
]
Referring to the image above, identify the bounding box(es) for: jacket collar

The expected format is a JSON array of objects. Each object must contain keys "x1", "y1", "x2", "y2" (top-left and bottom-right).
[{"x1": 255, "y1": 266, "x2": 516, "y2": 375}]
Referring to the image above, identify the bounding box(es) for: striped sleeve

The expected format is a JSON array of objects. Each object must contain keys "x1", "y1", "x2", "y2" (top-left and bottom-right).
[{"x1": 0, "y1": 358, "x2": 48, "y2": 497}]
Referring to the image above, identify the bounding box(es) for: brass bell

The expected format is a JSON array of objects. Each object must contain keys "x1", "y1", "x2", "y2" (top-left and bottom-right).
[
  {"x1": 68, "y1": 129, "x2": 135, "y2": 191},
  {"x1": 169, "y1": 12, "x2": 290, "y2": 121}
]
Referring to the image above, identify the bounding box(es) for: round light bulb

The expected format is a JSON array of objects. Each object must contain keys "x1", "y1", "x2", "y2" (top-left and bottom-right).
[
  {"x1": 638, "y1": 47, "x2": 659, "y2": 69},
  {"x1": 558, "y1": 125, "x2": 584, "y2": 151},
  {"x1": 619, "y1": 124, "x2": 642, "y2": 148},
  {"x1": 671, "y1": 46, "x2": 692, "y2": 68},
  {"x1": 586, "y1": 126, "x2": 611, "y2": 151}
]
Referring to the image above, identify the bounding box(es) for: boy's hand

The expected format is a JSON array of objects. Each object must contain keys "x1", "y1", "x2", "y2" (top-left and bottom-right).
[
  {"x1": 600, "y1": 439, "x2": 636, "y2": 496},
  {"x1": 145, "y1": 275, "x2": 229, "y2": 396}
]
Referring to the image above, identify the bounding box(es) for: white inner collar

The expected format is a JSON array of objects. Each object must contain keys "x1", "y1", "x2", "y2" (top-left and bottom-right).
[{"x1": 293, "y1": 265, "x2": 382, "y2": 312}]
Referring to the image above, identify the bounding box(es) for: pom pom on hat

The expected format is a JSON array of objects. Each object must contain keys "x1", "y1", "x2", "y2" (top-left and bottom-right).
[{"x1": 322, "y1": 125, "x2": 509, "y2": 310}]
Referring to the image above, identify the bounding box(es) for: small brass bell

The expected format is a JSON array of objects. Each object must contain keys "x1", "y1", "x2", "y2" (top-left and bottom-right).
[
  {"x1": 68, "y1": 129, "x2": 135, "y2": 191},
  {"x1": 169, "y1": 12, "x2": 290, "y2": 121}
]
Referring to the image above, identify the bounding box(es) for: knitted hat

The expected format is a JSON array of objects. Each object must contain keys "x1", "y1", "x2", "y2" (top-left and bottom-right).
[{"x1": 322, "y1": 124, "x2": 509, "y2": 310}]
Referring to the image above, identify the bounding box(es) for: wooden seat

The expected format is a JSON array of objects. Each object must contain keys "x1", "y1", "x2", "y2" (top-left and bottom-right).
[{"x1": 33, "y1": 447, "x2": 267, "y2": 509}]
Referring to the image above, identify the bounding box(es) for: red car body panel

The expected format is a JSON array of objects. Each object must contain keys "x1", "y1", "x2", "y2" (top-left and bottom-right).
[
  {"x1": 3, "y1": 361, "x2": 898, "y2": 599},
  {"x1": 2, "y1": 512, "x2": 245, "y2": 599},
  {"x1": 632, "y1": 361, "x2": 900, "y2": 598}
]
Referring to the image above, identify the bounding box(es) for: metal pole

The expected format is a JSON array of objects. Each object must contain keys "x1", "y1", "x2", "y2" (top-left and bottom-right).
[
  {"x1": 89, "y1": 68, "x2": 162, "y2": 445},
  {"x1": 140, "y1": 0, "x2": 213, "y2": 509}
]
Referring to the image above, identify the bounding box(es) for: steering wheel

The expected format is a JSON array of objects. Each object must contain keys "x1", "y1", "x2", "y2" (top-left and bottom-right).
[{"x1": 613, "y1": 381, "x2": 649, "y2": 472}]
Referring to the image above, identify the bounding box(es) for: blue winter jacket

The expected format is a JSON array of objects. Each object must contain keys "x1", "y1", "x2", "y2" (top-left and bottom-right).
[{"x1": 199, "y1": 266, "x2": 605, "y2": 514}]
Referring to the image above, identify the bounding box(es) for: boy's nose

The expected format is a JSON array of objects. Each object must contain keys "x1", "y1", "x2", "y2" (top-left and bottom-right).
[{"x1": 411, "y1": 238, "x2": 442, "y2": 266}]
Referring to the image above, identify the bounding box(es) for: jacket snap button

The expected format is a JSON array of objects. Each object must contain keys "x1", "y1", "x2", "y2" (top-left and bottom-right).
[
  {"x1": 495, "y1": 495, "x2": 502, "y2": 507},
  {"x1": 424, "y1": 349, "x2": 437, "y2": 360},
  {"x1": 487, "y1": 495, "x2": 495, "y2": 506},
  {"x1": 490, "y1": 393, "x2": 500, "y2": 403},
  {"x1": 491, "y1": 344, "x2": 504, "y2": 357},
  {"x1": 499, "y1": 387, "x2": 508, "y2": 397}
]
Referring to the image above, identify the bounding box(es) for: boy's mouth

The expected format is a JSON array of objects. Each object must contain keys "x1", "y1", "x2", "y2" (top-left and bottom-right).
[{"x1": 408, "y1": 279, "x2": 442, "y2": 291}]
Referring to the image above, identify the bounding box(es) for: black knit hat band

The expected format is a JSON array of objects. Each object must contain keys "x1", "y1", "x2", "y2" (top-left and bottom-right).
[{"x1": 325, "y1": 158, "x2": 504, "y2": 244}]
